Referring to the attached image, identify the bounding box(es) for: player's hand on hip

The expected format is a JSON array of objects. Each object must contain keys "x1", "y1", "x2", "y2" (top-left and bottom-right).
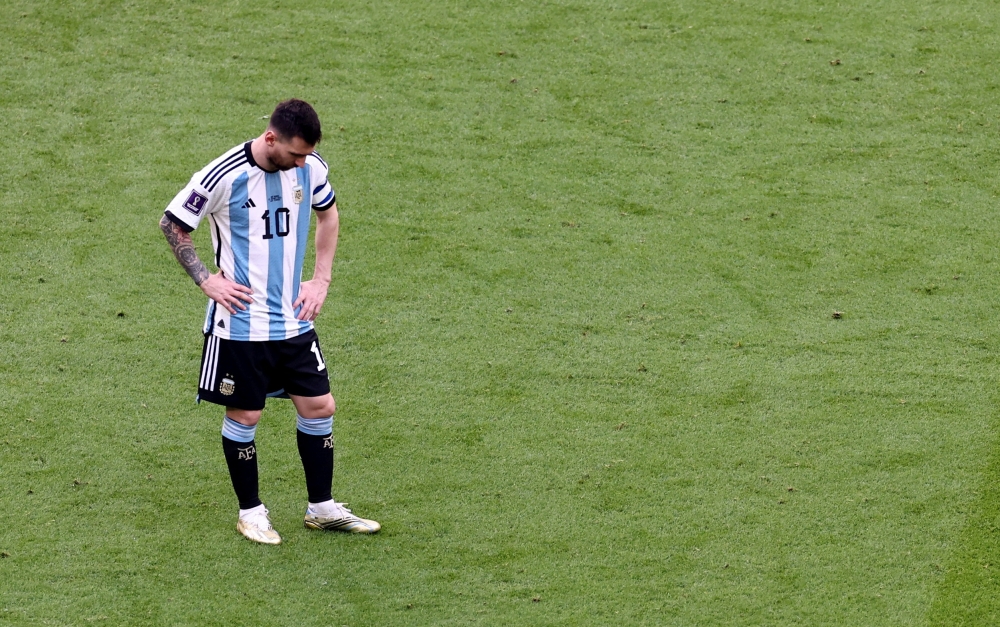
[
  {"x1": 200, "y1": 273, "x2": 254, "y2": 314},
  {"x1": 294, "y1": 279, "x2": 329, "y2": 321}
]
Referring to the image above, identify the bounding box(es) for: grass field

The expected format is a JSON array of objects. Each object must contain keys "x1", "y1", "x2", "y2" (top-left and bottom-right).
[{"x1": 3, "y1": 0, "x2": 1000, "y2": 624}]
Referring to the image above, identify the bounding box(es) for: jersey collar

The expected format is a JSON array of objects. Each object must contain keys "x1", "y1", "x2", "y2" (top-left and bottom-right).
[{"x1": 244, "y1": 140, "x2": 277, "y2": 173}]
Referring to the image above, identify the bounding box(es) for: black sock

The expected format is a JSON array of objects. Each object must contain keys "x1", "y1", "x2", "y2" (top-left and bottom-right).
[
  {"x1": 297, "y1": 429, "x2": 334, "y2": 504},
  {"x1": 222, "y1": 436, "x2": 262, "y2": 510}
]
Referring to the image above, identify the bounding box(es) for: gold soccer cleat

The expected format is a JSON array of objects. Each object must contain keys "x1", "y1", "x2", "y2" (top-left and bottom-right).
[
  {"x1": 236, "y1": 506, "x2": 282, "y2": 545},
  {"x1": 304, "y1": 502, "x2": 381, "y2": 534}
]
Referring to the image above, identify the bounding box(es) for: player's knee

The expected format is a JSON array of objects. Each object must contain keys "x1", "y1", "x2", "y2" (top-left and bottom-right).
[
  {"x1": 226, "y1": 408, "x2": 262, "y2": 426},
  {"x1": 313, "y1": 395, "x2": 336, "y2": 417},
  {"x1": 298, "y1": 395, "x2": 335, "y2": 419}
]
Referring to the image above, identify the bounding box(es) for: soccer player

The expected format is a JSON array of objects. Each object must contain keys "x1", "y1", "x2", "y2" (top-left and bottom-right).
[{"x1": 159, "y1": 99, "x2": 379, "y2": 544}]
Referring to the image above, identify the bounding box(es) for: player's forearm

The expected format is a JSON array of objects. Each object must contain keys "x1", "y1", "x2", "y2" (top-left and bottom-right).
[
  {"x1": 311, "y1": 205, "x2": 339, "y2": 283},
  {"x1": 160, "y1": 214, "x2": 210, "y2": 286}
]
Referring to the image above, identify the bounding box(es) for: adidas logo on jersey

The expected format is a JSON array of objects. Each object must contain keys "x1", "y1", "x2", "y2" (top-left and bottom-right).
[{"x1": 242, "y1": 198, "x2": 257, "y2": 210}]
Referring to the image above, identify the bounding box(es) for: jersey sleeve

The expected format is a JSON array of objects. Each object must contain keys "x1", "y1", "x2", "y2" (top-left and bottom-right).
[
  {"x1": 163, "y1": 163, "x2": 228, "y2": 232},
  {"x1": 308, "y1": 152, "x2": 336, "y2": 211}
]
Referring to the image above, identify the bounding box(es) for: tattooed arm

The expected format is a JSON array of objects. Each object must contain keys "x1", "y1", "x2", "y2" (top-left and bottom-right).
[
  {"x1": 160, "y1": 214, "x2": 253, "y2": 313},
  {"x1": 160, "y1": 214, "x2": 210, "y2": 285}
]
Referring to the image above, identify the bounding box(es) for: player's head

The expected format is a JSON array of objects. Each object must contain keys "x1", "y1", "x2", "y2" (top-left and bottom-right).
[
  {"x1": 270, "y1": 99, "x2": 322, "y2": 146},
  {"x1": 263, "y1": 99, "x2": 322, "y2": 170}
]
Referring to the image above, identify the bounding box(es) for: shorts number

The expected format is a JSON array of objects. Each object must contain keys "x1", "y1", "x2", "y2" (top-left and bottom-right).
[
  {"x1": 262, "y1": 207, "x2": 291, "y2": 240},
  {"x1": 310, "y1": 341, "x2": 327, "y2": 372}
]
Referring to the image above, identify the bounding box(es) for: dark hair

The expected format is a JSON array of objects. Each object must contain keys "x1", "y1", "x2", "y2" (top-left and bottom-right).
[{"x1": 269, "y1": 99, "x2": 322, "y2": 145}]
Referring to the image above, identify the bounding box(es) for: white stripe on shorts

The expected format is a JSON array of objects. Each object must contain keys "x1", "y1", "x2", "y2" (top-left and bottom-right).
[{"x1": 200, "y1": 336, "x2": 220, "y2": 392}]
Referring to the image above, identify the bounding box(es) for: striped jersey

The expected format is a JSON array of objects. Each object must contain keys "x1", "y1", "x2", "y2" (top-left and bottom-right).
[{"x1": 164, "y1": 141, "x2": 336, "y2": 341}]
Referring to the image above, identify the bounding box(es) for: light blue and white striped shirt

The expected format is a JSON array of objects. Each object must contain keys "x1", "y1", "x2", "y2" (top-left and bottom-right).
[{"x1": 164, "y1": 142, "x2": 336, "y2": 341}]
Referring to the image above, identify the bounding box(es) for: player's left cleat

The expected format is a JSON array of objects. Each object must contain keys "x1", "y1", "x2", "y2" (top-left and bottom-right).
[{"x1": 304, "y1": 502, "x2": 381, "y2": 534}]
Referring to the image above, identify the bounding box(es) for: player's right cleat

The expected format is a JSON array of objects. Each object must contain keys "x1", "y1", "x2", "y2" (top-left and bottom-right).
[
  {"x1": 304, "y1": 502, "x2": 381, "y2": 534},
  {"x1": 236, "y1": 505, "x2": 282, "y2": 545}
]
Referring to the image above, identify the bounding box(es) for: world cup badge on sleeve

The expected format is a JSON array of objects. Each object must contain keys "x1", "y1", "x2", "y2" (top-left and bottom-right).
[
  {"x1": 293, "y1": 185, "x2": 304, "y2": 205},
  {"x1": 183, "y1": 190, "x2": 208, "y2": 216}
]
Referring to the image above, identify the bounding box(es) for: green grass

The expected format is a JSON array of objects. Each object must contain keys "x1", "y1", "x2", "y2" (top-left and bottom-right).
[{"x1": 3, "y1": 0, "x2": 1000, "y2": 624}]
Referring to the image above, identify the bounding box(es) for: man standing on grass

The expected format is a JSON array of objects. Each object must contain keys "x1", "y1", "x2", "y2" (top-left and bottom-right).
[{"x1": 159, "y1": 98, "x2": 379, "y2": 544}]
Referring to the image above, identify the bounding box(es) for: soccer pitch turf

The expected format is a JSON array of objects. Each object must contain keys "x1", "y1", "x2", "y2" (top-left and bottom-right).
[{"x1": 3, "y1": 0, "x2": 1000, "y2": 624}]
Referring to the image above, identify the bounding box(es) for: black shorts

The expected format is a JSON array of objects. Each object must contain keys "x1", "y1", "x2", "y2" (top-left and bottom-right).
[{"x1": 197, "y1": 329, "x2": 331, "y2": 410}]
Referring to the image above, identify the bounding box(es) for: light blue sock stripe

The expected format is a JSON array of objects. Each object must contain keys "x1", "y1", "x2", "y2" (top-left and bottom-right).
[
  {"x1": 297, "y1": 414, "x2": 332, "y2": 436},
  {"x1": 222, "y1": 417, "x2": 257, "y2": 443}
]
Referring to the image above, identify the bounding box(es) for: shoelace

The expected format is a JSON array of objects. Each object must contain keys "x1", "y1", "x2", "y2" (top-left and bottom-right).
[
  {"x1": 311, "y1": 502, "x2": 355, "y2": 519},
  {"x1": 244, "y1": 508, "x2": 273, "y2": 530}
]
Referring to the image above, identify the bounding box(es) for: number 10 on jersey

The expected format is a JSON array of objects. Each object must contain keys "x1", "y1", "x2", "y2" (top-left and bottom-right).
[{"x1": 262, "y1": 207, "x2": 290, "y2": 239}]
